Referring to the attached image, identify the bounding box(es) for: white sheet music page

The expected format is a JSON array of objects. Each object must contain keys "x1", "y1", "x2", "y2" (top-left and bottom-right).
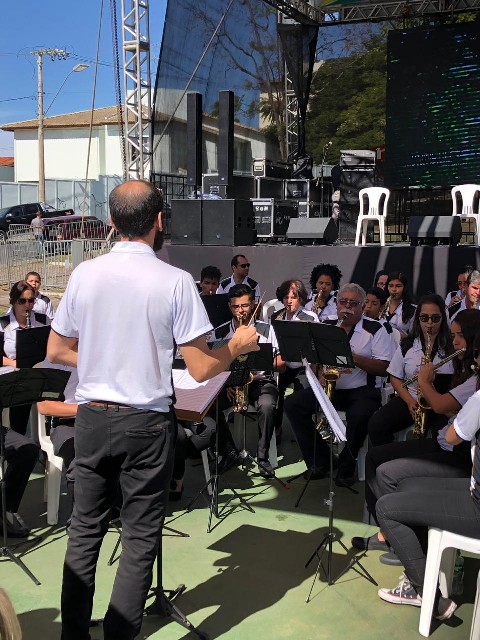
[
  {"x1": 303, "y1": 359, "x2": 347, "y2": 442},
  {"x1": 173, "y1": 369, "x2": 230, "y2": 419}
]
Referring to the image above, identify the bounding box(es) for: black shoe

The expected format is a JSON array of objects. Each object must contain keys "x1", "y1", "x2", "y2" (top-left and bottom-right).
[
  {"x1": 351, "y1": 534, "x2": 389, "y2": 552},
  {"x1": 303, "y1": 466, "x2": 326, "y2": 480},
  {"x1": 217, "y1": 449, "x2": 240, "y2": 474},
  {"x1": 335, "y1": 473, "x2": 356, "y2": 487},
  {"x1": 0, "y1": 513, "x2": 29, "y2": 538},
  {"x1": 380, "y1": 551, "x2": 403, "y2": 566},
  {"x1": 169, "y1": 479, "x2": 184, "y2": 502},
  {"x1": 258, "y1": 459, "x2": 274, "y2": 478}
]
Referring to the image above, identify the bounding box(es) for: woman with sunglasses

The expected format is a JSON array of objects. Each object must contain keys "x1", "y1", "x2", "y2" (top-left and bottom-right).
[
  {"x1": 0, "y1": 280, "x2": 50, "y2": 435},
  {"x1": 368, "y1": 294, "x2": 453, "y2": 447},
  {"x1": 354, "y1": 309, "x2": 480, "y2": 562},
  {"x1": 383, "y1": 271, "x2": 416, "y2": 338},
  {"x1": 374, "y1": 340, "x2": 480, "y2": 622}
]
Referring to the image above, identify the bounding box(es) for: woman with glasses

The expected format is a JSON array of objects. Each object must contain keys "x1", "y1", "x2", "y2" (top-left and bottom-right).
[
  {"x1": 368, "y1": 294, "x2": 453, "y2": 448},
  {"x1": 382, "y1": 271, "x2": 416, "y2": 338},
  {"x1": 354, "y1": 309, "x2": 480, "y2": 562},
  {"x1": 444, "y1": 264, "x2": 474, "y2": 308},
  {"x1": 0, "y1": 280, "x2": 51, "y2": 435}
]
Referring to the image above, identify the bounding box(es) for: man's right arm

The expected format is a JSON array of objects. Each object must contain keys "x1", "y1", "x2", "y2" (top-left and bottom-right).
[
  {"x1": 180, "y1": 324, "x2": 259, "y2": 382},
  {"x1": 47, "y1": 329, "x2": 78, "y2": 368}
]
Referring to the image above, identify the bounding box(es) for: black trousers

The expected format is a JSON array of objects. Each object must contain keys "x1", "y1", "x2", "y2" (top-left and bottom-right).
[
  {"x1": 364, "y1": 437, "x2": 471, "y2": 525},
  {"x1": 2, "y1": 427, "x2": 39, "y2": 512},
  {"x1": 172, "y1": 420, "x2": 216, "y2": 480},
  {"x1": 284, "y1": 385, "x2": 380, "y2": 476},
  {"x1": 368, "y1": 395, "x2": 447, "y2": 447},
  {"x1": 273, "y1": 367, "x2": 307, "y2": 430},
  {"x1": 376, "y1": 477, "x2": 480, "y2": 594},
  {"x1": 61, "y1": 404, "x2": 176, "y2": 640}
]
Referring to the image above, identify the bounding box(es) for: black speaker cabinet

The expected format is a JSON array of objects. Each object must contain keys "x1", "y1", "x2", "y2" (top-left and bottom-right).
[
  {"x1": 286, "y1": 217, "x2": 338, "y2": 245},
  {"x1": 187, "y1": 92, "x2": 203, "y2": 187},
  {"x1": 170, "y1": 199, "x2": 202, "y2": 245},
  {"x1": 202, "y1": 199, "x2": 256, "y2": 246},
  {"x1": 218, "y1": 90, "x2": 235, "y2": 185},
  {"x1": 202, "y1": 173, "x2": 255, "y2": 199},
  {"x1": 339, "y1": 169, "x2": 376, "y2": 205},
  {"x1": 407, "y1": 216, "x2": 462, "y2": 246}
]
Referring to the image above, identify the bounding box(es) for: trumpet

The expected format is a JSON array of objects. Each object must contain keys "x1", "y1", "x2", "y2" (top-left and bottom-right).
[{"x1": 402, "y1": 347, "x2": 465, "y2": 388}]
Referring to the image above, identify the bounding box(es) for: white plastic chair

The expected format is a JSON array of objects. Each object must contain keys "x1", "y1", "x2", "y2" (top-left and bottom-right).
[
  {"x1": 262, "y1": 298, "x2": 284, "y2": 323},
  {"x1": 354, "y1": 187, "x2": 390, "y2": 247},
  {"x1": 37, "y1": 410, "x2": 63, "y2": 525},
  {"x1": 419, "y1": 527, "x2": 480, "y2": 637},
  {"x1": 451, "y1": 184, "x2": 480, "y2": 245}
]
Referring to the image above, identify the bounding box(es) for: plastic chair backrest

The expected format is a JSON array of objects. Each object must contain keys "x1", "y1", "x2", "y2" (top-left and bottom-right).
[
  {"x1": 359, "y1": 187, "x2": 390, "y2": 218},
  {"x1": 262, "y1": 298, "x2": 284, "y2": 323},
  {"x1": 451, "y1": 184, "x2": 480, "y2": 217}
]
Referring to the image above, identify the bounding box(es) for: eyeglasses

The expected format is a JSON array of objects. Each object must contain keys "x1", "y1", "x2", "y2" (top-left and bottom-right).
[
  {"x1": 457, "y1": 280, "x2": 467, "y2": 286},
  {"x1": 237, "y1": 263, "x2": 250, "y2": 269},
  {"x1": 17, "y1": 298, "x2": 35, "y2": 304},
  {"x1": 419, "y1": 314, "x2": 442, "y2": 323},
  {"x1": 230, "y1": 303, "x2": 251, "y2": 310},
  {"x1": 338, "y1": 298, "x2": 361, "y2": 307}
]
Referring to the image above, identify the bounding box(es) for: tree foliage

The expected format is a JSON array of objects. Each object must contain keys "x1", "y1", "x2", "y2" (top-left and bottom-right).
[{"x1": 306, "y1": 32, "x2": 387, "y2": 164}]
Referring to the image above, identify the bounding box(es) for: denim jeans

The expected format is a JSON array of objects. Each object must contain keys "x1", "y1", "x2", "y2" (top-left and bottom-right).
[{"x1": 61, "y1": 403, "x2": 176, "y2": 640}]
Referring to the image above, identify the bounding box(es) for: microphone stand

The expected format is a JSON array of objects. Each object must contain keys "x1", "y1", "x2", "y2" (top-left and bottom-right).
[{"x1": 317, "y1": 143, "x2": 330, "y2": 218}]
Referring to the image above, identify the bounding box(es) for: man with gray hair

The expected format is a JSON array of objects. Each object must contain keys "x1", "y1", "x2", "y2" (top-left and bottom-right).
[
  {"x1": 285, "y1": 282, "x2": 392, "y2": 486},
  {"x1": 448, "y1": 269, "x2": 480, "y2": 324}
]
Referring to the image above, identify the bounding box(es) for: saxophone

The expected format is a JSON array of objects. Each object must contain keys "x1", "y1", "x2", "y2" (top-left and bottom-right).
[
  {"x1": 233, "y1": 314, "x2": 254, "y2": 413},
  {"x1": 25, "y1": 310, "x2": 31, "y2": 329},
  {"x1": 413, "y1": 327, "x2": 433, "y2": 438},
  {"x1": 315, "y1": 312, "x2": 350, "y2": 436},
  {"x1": 378, "y1": 295, "x2": 391, "y2": 320},
  {"x1": 311, "y1": 290, "x2": 325, "y2": 316}
]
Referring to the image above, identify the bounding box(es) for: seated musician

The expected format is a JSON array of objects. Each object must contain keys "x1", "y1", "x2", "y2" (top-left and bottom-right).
[
  {"x1": 448, "y1": 268, "x2": 480, "y2": 324},
  {"x1": 198, "y1": 265, "x2": 221, "y2": 296},
  {"x1": 368, "y1": 294, "x2": 453, "y2": 448},
  {"x1": 353, "y1": 309, "x2": 480, "y2": 564},
  {"x1": 216, "y1": 255, "x2": 261, "y2": 302},
  {"x1": 305, "y1": 263, "x2": 342, "y2": 321},
  {"x1": 25, "y1": 271, "x2": 55, "y2": 320},
  {"x1": 363, "y1": 286, "x2": 388, "y2": 321},
  {"x1": 0, "y1": 281, "x2": 50, "y2": 436},
  {"x1": 271, "y1": 279, "x2": 317, "y2": 440},
  {"x1": 284, "y1": 283, "x2": 391, "y2": 486},
  {"x1": 374, "y1": 345, "x2": 480, "y2": 623},
  {"x1": 212, "y1": 284, "x2": 278, "y2": 478},
  {"x1": 382, "y1": 271, "x2": 416, "y2": 338}
]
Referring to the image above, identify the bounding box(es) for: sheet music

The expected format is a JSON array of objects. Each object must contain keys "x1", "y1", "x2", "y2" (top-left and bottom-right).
[
  {"x1": 303, "y1": 359, "x2": 346, "y2": 442},
  {"x1": 173, "y1": 369, "x2": 230, "y2": 421}
]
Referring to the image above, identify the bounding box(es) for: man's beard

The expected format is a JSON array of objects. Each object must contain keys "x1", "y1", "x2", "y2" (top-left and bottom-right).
[{"x1": 153, "y1": 228, "x2": 164, "y2": 252}]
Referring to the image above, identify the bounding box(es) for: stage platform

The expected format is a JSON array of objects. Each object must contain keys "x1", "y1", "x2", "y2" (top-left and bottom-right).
[{"x1": 164, "y1": 242, "x2": 479, "y2": 302}]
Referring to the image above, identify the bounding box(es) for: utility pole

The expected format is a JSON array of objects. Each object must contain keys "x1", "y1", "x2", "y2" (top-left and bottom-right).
[{"x1": 31, "y1": 48, "x2": 69, "y2": 203}]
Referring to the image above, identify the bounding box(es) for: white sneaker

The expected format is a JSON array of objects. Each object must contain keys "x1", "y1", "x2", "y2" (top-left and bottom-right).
[
  {"x1": 378, "y1": 573, "x2": 422, "y2": 607},
  {"x1": 436, "y1": 597, "x2": 457, "y2": 621}
]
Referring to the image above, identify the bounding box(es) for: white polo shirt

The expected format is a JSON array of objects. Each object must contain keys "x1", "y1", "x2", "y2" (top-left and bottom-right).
[
  {"x1": 52, "y1": 242, "x2": 212, "y2": 412},
  {"x1": 34, "y1": 293, "x2": 55, "y2": 320},
  {"x1": 216, "y1": 275, "x2": 261, "y2": 302},
  {"x1": 387, "y1": 337, "x2": 454, "y2": 399},
  {"x1": 453, "y1": 391, "x2": 480, "y2": 495},
  {"x1": 448, "y1": 299, "x2": 480, "y2": 325},
  {"x1": 0, "y1": 309, "x2": 50, "y2": 360},
  {"x1": 384, "y1": 301, "x2": 416, "y2": 336}
]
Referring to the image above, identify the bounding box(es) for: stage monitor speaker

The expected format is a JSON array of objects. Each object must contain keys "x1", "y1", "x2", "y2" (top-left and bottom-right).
[
  {"x1": 286, "y1": 217, "x2": 338, "y2": 245},
  {"x1": 218, "y1": 90, "x2": 234, "y2": 185},
  {"x1": 187, "y1": 92, "x2": 203, "y2": 187},
  {"x1": 202, "y1": 199, "x2": 256, "y2": 246},
  {"x1": 170, "y1": 199, "x2": 202, "y2": 245},
  {"x1": 407, "y1": 216, "x2": 462, "y2": 246}
]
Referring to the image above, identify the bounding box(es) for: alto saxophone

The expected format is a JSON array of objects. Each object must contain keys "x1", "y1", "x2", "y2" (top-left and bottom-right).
[
  {"x1": 413, "y1": 327, "x2": 432, "y2": 438},
  {"x1": 233, "y1": 314, "x2": 254, "y2": 414},
  {"x1": 311, "y1": 290, "x2": 325, "y2": 316},
  {"x1": 378, "y1": 295, "x2": 391, "y2": 320},
  {"x1": 315, "y1": 312, "x2": 349, "y2": 436}
]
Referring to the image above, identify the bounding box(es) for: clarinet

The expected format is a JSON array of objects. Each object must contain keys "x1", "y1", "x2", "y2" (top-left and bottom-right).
[{"x1": 25, "y1": 310, "x2": 31, "y2": 329}]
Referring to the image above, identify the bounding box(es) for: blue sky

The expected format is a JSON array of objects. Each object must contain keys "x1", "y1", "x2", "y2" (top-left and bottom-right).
[{"x1": 0, "y1": 0, "x2": 167, "y2": 154}]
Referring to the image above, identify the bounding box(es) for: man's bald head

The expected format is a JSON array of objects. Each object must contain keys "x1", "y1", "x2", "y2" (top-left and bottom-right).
[{"x1": 109, "y1": 179, "x2": 163, "y2": 239}]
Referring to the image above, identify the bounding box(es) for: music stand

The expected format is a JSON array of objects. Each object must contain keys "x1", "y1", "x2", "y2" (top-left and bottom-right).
[
  {"x1": 302, "y1": 362, "x2": 377, "y2": 595},
  {"x1": 16, "y1": 325, "x2": 51, "y2": 368},
  {"x1": 226, "y1": 344, "x2": 289, "y2": 490},
  {"x1": 201, "y1": 294, "x2": 231, "y2": 328},
  {"x1": 0, "y1": 368, "x2": 70, "y2": 585}
]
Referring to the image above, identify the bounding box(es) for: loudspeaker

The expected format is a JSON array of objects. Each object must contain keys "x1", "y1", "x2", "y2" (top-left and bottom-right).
[
  {"x1": 218, "y1": 90, "x2": 235, "y2": 185},
  {"x1": 407, "y1": 216, "x2": 462, "y2": 246},
  {"x1": 170, "y1": 199, "x2": 202, "y2": 245},
  {"x1": 202, "y1": 199, "x2": 256, "y2": 246},
  {"x1": 339, "y1": 169, "x2": 376, "y2": 205},
  {"x1": 286, "y1": 217, "x2": 338, "y2": 245},
  {"x1": 187, "y1": 92, "x2": 203, "y2": 187}
]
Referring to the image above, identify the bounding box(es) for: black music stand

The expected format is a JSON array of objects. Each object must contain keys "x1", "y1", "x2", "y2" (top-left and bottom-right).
[
  {"x1": 272, "y1": 320, "x2": 354, "y2": 506},
  {"x1": 201, "y1": 294, "x2": 231, "y2": 328},
  {"x1": 16, "y1": 325, "x2": 51, "y2": 368},
  {"x1": 227, "y1": 344, "x2": 289, "y2": 490},
  {"x1": 302, "y1": 364, "x2": 377, "y2": 595},
  {"x1": 0, "y1": 368, "x2": 70, "y2": 585}
]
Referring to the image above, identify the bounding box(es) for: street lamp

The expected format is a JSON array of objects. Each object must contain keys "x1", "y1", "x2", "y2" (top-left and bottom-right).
[{"x1": 44, "y1": 64, "x2": 90, "y2": 116}]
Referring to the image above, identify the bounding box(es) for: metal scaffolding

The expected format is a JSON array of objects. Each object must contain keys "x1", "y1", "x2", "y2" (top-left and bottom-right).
[{"x1": 122, "y1": 0, "x2": 152, "y2": 179}]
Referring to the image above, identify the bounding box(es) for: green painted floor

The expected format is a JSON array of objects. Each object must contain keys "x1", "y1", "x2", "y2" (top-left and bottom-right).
[{"x1": 2, "y1": 429, "x2": 477, "y2": 640}]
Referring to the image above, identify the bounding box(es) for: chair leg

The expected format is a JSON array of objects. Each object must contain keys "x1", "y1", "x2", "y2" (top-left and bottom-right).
[
  {"x1": 419, "y1": 528, "x2": 444, "y2": 637},
  {"x1": 380, "y1": 220, "x2": 385, "y2": 246},
  {"x1": 354, "y1": 221, "x2": 362, "y2": 246},
  {"x1": 361, "y1": 221, "x2": 367, "y2": 246},
  {"x1": 439, "y1": 547, "x2": 456, "y2": 597},
  {"x1": 46, "y1": 460, "x2": 62, "y2": 526},
  {"x1": 471, "y1": 570, "x2": 480, "y2": 640}
]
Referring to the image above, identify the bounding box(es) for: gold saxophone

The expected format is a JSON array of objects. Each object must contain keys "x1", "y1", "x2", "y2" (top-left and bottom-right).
[
  {"x1": 311, "y1": 290, "x2": 325, "y2": 316},
  {"x1": 233, "y1": 314, "x2": 254, "y2": 414},
  {"x1": 378, "y1": 295, "x2": 391, "y2": 320},
  {"x1": 413, "y1": 327, "x2": 432, "y2": 438},
  {"x1": 315, "y1": 312, "x2": 349, "y2": 435}
]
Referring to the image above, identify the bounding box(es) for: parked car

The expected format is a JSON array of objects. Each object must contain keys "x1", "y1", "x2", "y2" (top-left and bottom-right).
[
  {"x1": 41, "y1": 215, "x2": 110, "y2": 242},
  {"x1": 0, "y1": 202, "x2": 74, "y2": 240}
]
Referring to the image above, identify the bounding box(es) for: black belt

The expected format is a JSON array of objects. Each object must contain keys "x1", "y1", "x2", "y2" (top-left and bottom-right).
[
  {"x1": 87, "y1": 401, "x2": 132, "y2": 410},
  {"x1": 51, "y1": 417, "x2": 76, "y2": 429}
]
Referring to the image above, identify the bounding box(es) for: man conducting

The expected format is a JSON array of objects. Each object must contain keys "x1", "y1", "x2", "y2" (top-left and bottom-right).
[{"x1": 47, "y1": 180, "x2": 259, "y2": 640}]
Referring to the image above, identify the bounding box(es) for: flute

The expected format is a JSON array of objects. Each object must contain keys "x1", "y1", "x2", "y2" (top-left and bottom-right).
[{"x1": 402, "y1": 347, "x2": 465, "y2": 388}]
